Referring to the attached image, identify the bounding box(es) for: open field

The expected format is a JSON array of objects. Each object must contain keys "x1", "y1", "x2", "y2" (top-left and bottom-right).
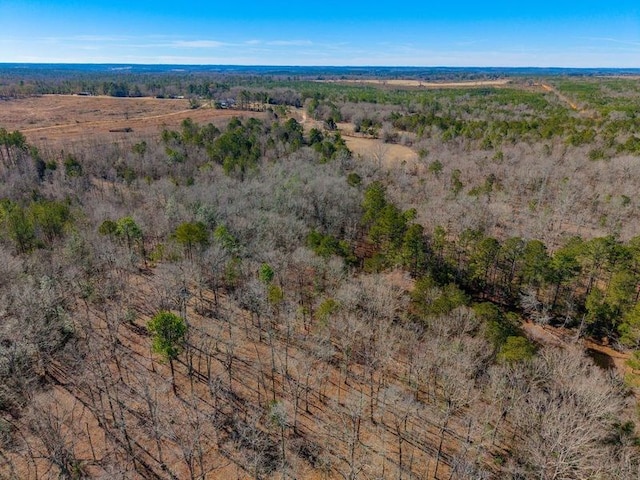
[
  {"x1": 342, "y1": 135, "x2": 418, "y2": 168},
  {"x1": 0, "y1": 95, "x2": 261, "y2": 149},
  {"x1": 0, "y1": 94, "x2": 419, "y2": 170},
  {"x1": 318, "y1": 79, "x2": 512, "y2": 88}
]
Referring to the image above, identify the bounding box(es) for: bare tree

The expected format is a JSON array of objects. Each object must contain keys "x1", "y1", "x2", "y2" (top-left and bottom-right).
[
  {"x1": 329, "y1": 393, "x2": 369, "y2": 480},
  {"x1": 504, "y1": 347, "x2": 630, "y2": 479},
  {"x1": 27, "y1": 394, "x2": 88, "y2": 480},
  {"x1": 382, "y1": 385, "x2": 418, "y2": 480}
]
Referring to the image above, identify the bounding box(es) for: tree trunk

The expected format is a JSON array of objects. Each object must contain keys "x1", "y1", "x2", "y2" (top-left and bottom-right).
[{"x1": 170, "y1": 357, "x2": 177, "y2": 395}]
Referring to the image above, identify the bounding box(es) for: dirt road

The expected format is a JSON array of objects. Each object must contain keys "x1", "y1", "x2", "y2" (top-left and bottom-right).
[{"x1": 540, "y1": 83, "x2": 581, "y2": 111}]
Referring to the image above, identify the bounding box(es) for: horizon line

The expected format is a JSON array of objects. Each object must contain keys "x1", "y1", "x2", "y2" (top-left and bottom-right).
[{"x1": 2, "y1": 62, "x2": 640, "y2": 70}]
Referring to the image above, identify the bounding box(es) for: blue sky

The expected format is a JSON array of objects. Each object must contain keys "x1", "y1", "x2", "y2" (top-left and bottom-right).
[{"x1": 1, "y1": 1, "x2": 639, "y2": 67}]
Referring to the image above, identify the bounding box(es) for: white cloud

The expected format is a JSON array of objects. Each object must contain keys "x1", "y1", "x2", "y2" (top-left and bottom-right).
[
  {"x1": 266, "y1": 40, "x2": 313, "y2": 46},
  {"x1": 3, "y1": 32, "x2": 640, "y2": 67},
  {"x1": 73, "y1": 35, "x2": 131, "y2": 43},
  {"x1": 171, "y1": 40, "x2": 226, "y2": 48},
  {"x1": 586, "y1": 37, "x2": 640, "y2": 46}
]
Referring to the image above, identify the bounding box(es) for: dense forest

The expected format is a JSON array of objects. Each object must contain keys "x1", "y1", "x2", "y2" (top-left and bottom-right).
[{"x1": 2, "y1": 67, "x2": 640, "y2": 479}]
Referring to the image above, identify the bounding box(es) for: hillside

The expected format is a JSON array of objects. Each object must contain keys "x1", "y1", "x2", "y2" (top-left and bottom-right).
[{"x1": 1, "y1": 71, "x2": 640, "y2": 479}]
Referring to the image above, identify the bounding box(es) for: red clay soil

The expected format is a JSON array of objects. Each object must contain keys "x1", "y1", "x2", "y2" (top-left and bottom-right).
[{"x1": 4, "y1": 266, "x2": 478, "y2": 479}]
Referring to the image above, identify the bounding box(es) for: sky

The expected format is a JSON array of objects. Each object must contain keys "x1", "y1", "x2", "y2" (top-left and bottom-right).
[{"x1": 1, "y1": 1, "x2": 639, "y2": 67}]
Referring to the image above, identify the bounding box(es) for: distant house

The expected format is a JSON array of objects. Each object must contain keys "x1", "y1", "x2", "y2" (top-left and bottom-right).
[{"x1": 217, "y1": 98, "x2": 237, "y2": 109}]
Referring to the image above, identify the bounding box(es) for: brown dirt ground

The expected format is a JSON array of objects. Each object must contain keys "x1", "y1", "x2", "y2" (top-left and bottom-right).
[
  {"x1": 521, "y1": 321, "x2": 633, "y2": 384},
  {"x1": 292, "y1": 108, "x2": 419, "y2": 169},
  {"x1": 1, "y1": 95, "x2": 416, "y2": 170},
  {"x1": 6, "y1": 266, "x2": 463, "y2": 479},
  {"x1": 319, "y1": 79, "x2": 511, "y2": 88},
  {"x1": 0, "y1": 95, "x2": 262, "y2": 150},
  {"x1": 342, "y1": 135, "x2": 418, "y2": 169}
]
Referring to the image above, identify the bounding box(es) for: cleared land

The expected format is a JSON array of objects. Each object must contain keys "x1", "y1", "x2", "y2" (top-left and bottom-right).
[
  {"x1": 319, "y1": 79, "x2": 511, "y2": 88},
  {"x1": 0, "y1": 95, "x2": 260, "y2": 149},
  {"x1": 2, "y1": 95, "x2": 417, "y2": 168}
]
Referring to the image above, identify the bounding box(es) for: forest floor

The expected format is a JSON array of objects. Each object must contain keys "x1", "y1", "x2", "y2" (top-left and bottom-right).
[
  {"x1": 8, "y1": 266, "x2": 465, "y2": 479},
  {"x1": 521, "y1": 320, "x2": 637, "y2": 397}
]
